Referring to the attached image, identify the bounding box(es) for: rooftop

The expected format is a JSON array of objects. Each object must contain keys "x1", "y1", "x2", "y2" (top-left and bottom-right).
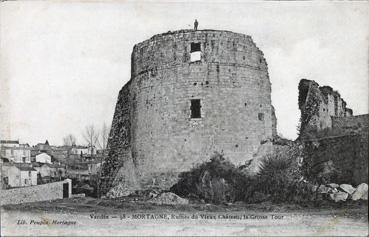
[
  {"x1": 136, "y1": 28, "x2": 254, "y2": 49},
  {"x1": 13, "y1": 164, "x2": 37, "y2": 171},
  {"x1": 0, "y1": 140, "x2": 19, "y2": 144}
]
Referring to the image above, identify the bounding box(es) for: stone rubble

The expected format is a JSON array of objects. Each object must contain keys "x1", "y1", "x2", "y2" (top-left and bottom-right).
[
  {"x1": 329, "y1": 191, "x2": 349, "y2": 202},
  {"x1": 317, "y1": 185, "x2": 331, "y2": 194},
  {"x1": 339, "y1": 184, "x2": 356, "y2": 195},
  {"x1": 315, "y1": 183, "x2": 368, "y2": 202},
  {"x1": 352, "y1": 183, "x2": 368, "y2": 201},
  {"x1": 148, "y1": 192, "x2": 189, "y2": 205},
  {"x1": 327, "y1": 183, "x2": 339, "y2": 189},
  {"x1": 106, "y1": 183, "x2": 136, "y2": 199}
]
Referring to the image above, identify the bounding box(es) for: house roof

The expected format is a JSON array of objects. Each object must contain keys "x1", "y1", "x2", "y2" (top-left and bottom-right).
[
  {"x1": 2, "y1": 146, "x2": 32, "y2": 150},
  {"x1": 36, "y1": 152, "x2": 51, "y2": 157},
  {"x1": 32, "y1": 162, "x2": 43, "y2": 167},
  {"x1": 13, "y1": 164, "x2": 37, "y2": 171},
  {"x1": 40, "y1": 163, "x2": 64, "y2": 168},
  {"x1": 1, "y1": 156, "x2": 10, "y2": 162},
  {"x1": 0, "y1": 140, "x2": 19, "y2": 144},
  {"x1": 72, "y1": 145, "x2": 89, "y2": 149}
]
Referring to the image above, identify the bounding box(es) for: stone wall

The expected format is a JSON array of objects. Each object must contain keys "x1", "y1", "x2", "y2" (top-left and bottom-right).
[
  {"x1": 0, "y1": 179, "x2": 72, "y2": 206},
  {"x1": 101, "y1": 29, "x2": 275, "y2": 193},
  {"x1": 331, "y1": 114, "x2": 369, "y2": 134},
  {"x1": 298, "y1": 80, "x2": 368, "y2": 185},
  {"x1": 303, "y1": 132, "x2": 368, "y2": 185}
]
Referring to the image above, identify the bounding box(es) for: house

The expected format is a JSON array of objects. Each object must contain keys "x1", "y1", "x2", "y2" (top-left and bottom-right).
[
  {"x1": 33, "y1": 162, "x2": 66, "y2": 183},
  {"x1": 35, "y1": 140, "x2": 51, "y2": 152},
  {"x1": 35, "y1": 152, "x2": 52, "y2": 164},
  {"x1": 1, "y1": 146, "x2": 31, "y2": 163},
  {"x1": 52, "y1": 164, "x2": 66, "y2": 180},
  {"x1": 66, "y1": 166, "x2": 90, "y2": 181},
  {"x1": 70, "y1": 145, "x2": 96, "y2": 156},
  {"x1": 33, "y1": 163, "x2": 53, "y2": 183},
  {"x1": 1, "y1": 163, "x2": 37, "y2": 188},
  {"x1": 1, "y1": 156, "x2": 10, "y2": 164},
  {"x1": 0, "y1": 140, "x2": 20, "y2": 148}
]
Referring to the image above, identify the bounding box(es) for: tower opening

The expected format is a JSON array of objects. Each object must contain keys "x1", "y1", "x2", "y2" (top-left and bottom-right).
[
  {"x1": 190, "y1": 43, "x2": 201, "y2": 62},
  {"x1": 190, "y1": 99, "x2": 201, "y2": 118},
  {"x1": 258, "y1": 113, "x2": 264, "y2": 121}
]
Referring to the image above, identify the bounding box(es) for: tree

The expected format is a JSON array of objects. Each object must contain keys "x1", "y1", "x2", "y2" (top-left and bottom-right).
[
  {"x1": 82, "y1": 125, "x2": 99, "y2": 152},
  {"x1": 63, "y1": 134, "x2": 77, "y2": 146},
  {"x1": 97, "y1": 122, "x2": 110, "y2": 150}
]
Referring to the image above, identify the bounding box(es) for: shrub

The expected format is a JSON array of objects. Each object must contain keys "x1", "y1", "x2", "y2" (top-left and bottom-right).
[
  {"x1": 246, "y1": 146, "x2": 314, "y2": 203},
  {"x1": 170, "y1": 152, "x2": 250, "y2": 204},
  {"x1": 171, "y1": 147, "x2": 315, "y2": 204}
]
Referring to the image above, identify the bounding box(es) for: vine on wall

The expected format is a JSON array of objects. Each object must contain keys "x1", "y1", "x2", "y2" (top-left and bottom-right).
[{"x1": 298, "y1": 81, "x2": 321, "y2": 137}]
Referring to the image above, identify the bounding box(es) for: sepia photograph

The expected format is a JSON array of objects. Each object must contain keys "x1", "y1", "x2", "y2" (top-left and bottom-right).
[{"x1": 0, "y1": 0, "x2": 368, "y2": 236}]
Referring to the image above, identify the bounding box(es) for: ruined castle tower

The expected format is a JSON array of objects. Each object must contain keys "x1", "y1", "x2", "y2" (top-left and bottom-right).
[
  {"x1": 298, "y1": 79, "x2": 353, "y2": 135},
  {"x1": 101, "y1": 29, "x2": 275, "y2": 193}
]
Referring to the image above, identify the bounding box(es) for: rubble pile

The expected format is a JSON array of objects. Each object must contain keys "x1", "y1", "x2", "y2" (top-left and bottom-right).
[
  {"x1": 148, "y1": 192, "x2": 189, "y2": 205},
  {"x1": 106, "y1": 183, "x2": 136, "y2": 199},
  {"x1": 313, "y1": 183, "x2": 368, "y2": 202}
]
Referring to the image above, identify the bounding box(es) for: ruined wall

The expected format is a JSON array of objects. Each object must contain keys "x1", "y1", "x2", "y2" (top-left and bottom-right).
[
  {"x1": 102, "y1": 29, "x2": 274, "y2": 193},
  {"x1": 303, "y1": 132, "x2": 368, "y2": 185},
  {"x1": 271, "y1": 105, "x2": 277, "y2": 137},
  {"x1": 298, "y1": 79, "x2": 353, "y2": 135},
  {"x1": 332, "y1": 114, "x2": 369, "y2": 134},
  {"x1": 298, "y1": 80, "x2": 368, "y2": 185}
]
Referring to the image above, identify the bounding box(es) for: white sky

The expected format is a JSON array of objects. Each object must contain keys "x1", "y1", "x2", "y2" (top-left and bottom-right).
[{"x1": 0, "y1": 1, "x2": 368, "y2": 145}]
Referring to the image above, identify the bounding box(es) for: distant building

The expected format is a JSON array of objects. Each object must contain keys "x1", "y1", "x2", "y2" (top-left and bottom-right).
[
  {"x1": 35, "y1": 152, "x2": 52, "y2": 164},
  {"x1": 1, "y1": 163, "x2": 37, "y2": 188},
  {"x1": 1, "y1": 145, "x2": 31, "y2": 163},
  {"x1": 35, "y1": 140, "x2": 51, "y2": 152},
  {"x1": 33, "y1": 162, "x2": 66, "y2": 182},
  {"x1": 0, "y1": 140, "x2": 20, "y2": 147},
  {"x1": 70, "y1": 145, "x2": 96, "y2": 156},
  {"x1": 66, "y1": 166, "x2": 90, "y2": 181},
  {"x1": 1, "y1": 156, "x2": 10, "y2": 164}
]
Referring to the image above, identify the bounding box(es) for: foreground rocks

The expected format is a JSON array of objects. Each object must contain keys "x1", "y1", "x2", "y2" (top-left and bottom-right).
[
  {"x1": 339, "y1": 184, "x2": 356, "y2": 195},
  {"x1": 315, "y1": 183, "x2": 368, "y2": 202},
  {"x1": 106, "y1": 183, "x2": 136, "y2": 199},
  {"x1": 352, "y1": 183, "x2": 368, "y2": 201},
  {"x1": 329, "y1": 191, "x2": 349, "y2": 202},
  {"x1": 148, "y1": 192, "x2": 189, "y2": 205}
]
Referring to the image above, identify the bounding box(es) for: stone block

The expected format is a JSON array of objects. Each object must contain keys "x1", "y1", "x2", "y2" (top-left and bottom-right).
[
  {"x1": 339, "y1": 184, "x2": 356, "y2": 195},
  {"x1": 329, "y1": 191, "x2": 348, "y2": 202},
  {"x1": 327, "y1": 183, "x2": 339, "y2": 188},
  {"x1": 352, "y1": 183, "x2": 368, "y2": 201}
]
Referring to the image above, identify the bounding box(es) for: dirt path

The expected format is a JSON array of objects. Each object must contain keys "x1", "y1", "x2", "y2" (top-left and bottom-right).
[{"x1": 1, "y1": 199, "x2": 368, "y2": 236}]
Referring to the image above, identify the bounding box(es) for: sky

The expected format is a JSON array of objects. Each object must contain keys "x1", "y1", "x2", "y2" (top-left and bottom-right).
[{"x1": 0, "y1": 1, "x2": 368, "y2": 146}]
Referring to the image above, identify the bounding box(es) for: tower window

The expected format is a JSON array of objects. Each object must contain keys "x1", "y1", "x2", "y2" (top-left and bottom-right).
[
  {"x1": 190, "y1": 99, "x2": 201, "y2": 118},
  {"x1": 258, "y1": 113, "x2": 264, "y2": 121},
  {"x1": 190, "y1": 43, "x2": 201, "y2": 62},
  {"x1": 191, "y1": 43, "x2": 201, "y2": 52}
]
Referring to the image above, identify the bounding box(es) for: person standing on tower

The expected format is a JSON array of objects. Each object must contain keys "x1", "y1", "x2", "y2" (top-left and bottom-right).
[{"x1": 194, "y1": 19, "x2": 198, "y2": 31}]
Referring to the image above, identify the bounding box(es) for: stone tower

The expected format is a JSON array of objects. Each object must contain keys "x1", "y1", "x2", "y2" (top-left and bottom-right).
[{"x1": 101, "y1": 29, "x2": 275, "y2": 193}]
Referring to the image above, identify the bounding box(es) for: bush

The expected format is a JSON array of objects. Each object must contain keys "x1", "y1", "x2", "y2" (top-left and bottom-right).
[
  {"x1": 170, "y1": 152, "x2": 250, "y2": 204},
  {"x1": 171, "y1": 147, "x2": 315, "y2": 204},
  {"x1": 246, "y1": 147, "x2": 314, "y2": 203}
]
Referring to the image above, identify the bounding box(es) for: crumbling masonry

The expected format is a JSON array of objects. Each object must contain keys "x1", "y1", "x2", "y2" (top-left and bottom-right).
[
  {"x1": 298, "y1": 79, "x2": 353, "y2": 134},
  {"x1": 100, "y1": 29, "x2": 277, "y2": 193},
  {"x1": 298, "y1": 79, "x2": 368, "y2": 185}
]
